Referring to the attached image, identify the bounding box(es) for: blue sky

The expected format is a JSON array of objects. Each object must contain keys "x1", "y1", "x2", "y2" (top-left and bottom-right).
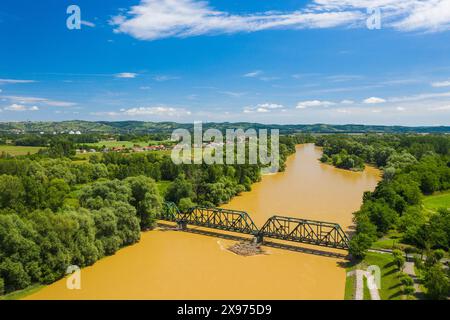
[{"x1": 0, "y1": 0, "x2": 450, "y2": 125}]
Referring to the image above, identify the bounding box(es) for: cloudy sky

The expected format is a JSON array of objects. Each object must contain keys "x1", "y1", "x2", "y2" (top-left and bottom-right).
[{"x1": 1, "y1": 0, "x2": 450, "y2": 125}]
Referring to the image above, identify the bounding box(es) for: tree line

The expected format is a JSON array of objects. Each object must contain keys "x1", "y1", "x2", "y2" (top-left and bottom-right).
[{"x1": 316, "y1": 133, "x2": 449, "y2": 299}]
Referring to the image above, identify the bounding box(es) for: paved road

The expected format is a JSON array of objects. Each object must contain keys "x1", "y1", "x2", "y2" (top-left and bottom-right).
[{"x1": 403, "y1": 261, "x2": 422, "y2": 294}]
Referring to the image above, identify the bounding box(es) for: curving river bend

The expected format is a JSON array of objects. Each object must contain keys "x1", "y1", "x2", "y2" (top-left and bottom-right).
[{"x1": 27, "y1": 144, "x2": 380, "y2": 300}]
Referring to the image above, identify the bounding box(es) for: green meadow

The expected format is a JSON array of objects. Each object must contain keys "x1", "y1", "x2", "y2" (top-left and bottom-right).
[
  {"x1": 423, "y1": 191, "x2": 450, "y2": 213},
  {"x1": 0, "y1": 145, "x2": 43, "y2": 156}
]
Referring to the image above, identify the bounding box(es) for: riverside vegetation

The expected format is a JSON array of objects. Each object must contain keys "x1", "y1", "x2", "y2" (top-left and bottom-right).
[
  {"x1": 316, "y1": 134, "x2": 449, "y2": 299},
  {"x1": 0, "y1": 131, "x2": 308, "y2": 296}
]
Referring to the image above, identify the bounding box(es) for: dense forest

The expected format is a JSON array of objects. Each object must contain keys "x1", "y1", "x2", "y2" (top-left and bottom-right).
[{"x1": 0, "y1": 133, "x2": 307, "y2": 295}]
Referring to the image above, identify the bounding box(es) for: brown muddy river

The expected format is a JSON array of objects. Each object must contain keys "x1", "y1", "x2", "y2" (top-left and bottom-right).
[{"x1": 27, "y1": 144, "x2": 380, "y2": 300}]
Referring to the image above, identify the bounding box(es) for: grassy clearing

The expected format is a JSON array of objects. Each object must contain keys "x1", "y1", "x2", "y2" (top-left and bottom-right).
[
  {"x1": 345, "y1": 252, "x2": 404, "y2": 300},
  {"x1": 344, "y1": 272, "x2": 355, "y2": 300},
  {"x1": 0, "y1": 284, "x2": 44, "y2": 300},
  {"x1": 371, "y1": 230, "x2": 413, "y2": 251},
  {"x1": 0, "y1": 145, "x2": 43, "y2": 156},
  {"x1": 423, "y1": 191, "x2": 450, "y2": 213},
  {"x1": 363, "y1": 277, "x2": 371, "y2": 300},
  {"x1": 86, "y1": 140, "x2": 137, "y2": 148},
  {"x1": 156, "y1": 180, "x2": 172, "y2": 197},
  {"x1": 85, "y1": 140, "x2": 169, "y2": 149}
]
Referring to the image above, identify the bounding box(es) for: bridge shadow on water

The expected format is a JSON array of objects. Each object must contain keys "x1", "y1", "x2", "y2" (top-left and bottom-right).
[
  {"x1": 157, "y1": 222, "x2": 253, "y2": 243},
  {"x1": 156, "y1": 222, "x2": 349, "y2": 260},
  {"x1": 262, "y1": 241, "x2": 349, "y2": 259}
]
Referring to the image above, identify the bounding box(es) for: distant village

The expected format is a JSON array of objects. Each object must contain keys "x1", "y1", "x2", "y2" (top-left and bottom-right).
[{"x1": 76, "y1": 144, "x2": 169, "y2": 154}]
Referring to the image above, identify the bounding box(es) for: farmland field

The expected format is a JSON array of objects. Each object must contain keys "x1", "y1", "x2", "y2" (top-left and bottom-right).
[
  {"x1": 86, "y1": 140, "x2": 169, "y2": 149},
  {"x1": 86, "y1": 140, "x2": 140, "y2": 148},
  {"x1": 0, "y1": 145, "x2": 43, "y2": 156}
]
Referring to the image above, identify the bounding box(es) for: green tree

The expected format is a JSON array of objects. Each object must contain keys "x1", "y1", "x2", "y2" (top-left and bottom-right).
[
  {"x1": 46, "y1": 178, "x2": 70, "y2": 211},
  {"x1": 0, "y1": 259, "x2": 31, "y2": 292},
  {"x1": 93, "y1": 208, "x2": 121, "y2": 256},
  {"x1": 48, "y1": 138, "x2": 76, "y2": 158},
  {"x1": 0, "y1": 175, "x2": 25, "y2": 210},
  {"x1": 400, "y1": 273, "x2": 414, "y2": 287},
  {"x1": 165, "y1": 174, "x2": 195, "y2": 204},
  {"x1": 403, "y1": 285, "x2": 415, "y2": 297},
  {"x1": 0, "y1": 277, "x2": 4, "y2": 296},
  {"x1": 392, "y1": 249, "x2": 405, "y2": 271},
  {"x1": 125, "y1": 176, "x2": 163, "y2": 229},
  {"x1": 424, "y1": 265, "x2": 449, "y2": 300},
  {"x1": 178, "y1": 197, "x2": 196, "y2": 212},
  {"x1": 348, "y1": 233, "x2": 373, "y2": 259}
]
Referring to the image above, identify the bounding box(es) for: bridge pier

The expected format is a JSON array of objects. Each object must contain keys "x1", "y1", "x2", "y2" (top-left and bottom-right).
[
  {"x1": 177, "y1": 221, "x2": 187, "y2": 230},
  {"x1": 254, "y1": 234, "x2": 264, "y2": 244}
]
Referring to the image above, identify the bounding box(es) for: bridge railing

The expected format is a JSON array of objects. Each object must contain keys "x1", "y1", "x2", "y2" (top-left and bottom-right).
[
  {"x1": 156, "y1": 202, "x2": 349, "y2": 250},
  {"x1": 183, "y1": 206, "x2": 259, "y2": 235},
  {"x1": 157, "y1": 201, "x2": 182, "y2": 221},
  {"x1": 259, "y1": 216, "x2": 350, "y2": 249}
]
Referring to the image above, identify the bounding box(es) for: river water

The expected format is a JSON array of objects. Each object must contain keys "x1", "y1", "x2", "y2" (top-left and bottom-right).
[{"x1": 27, "y1": 144, "x2": 380, "y2": 300}]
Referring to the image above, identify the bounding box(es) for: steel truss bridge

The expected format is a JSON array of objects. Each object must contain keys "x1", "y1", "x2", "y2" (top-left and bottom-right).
[{"x1": 157, "y1": 202, "x2": 350, "y2": 250}]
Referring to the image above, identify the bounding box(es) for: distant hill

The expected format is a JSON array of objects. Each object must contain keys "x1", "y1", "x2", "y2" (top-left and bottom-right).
[{"x1": 0, "y1": 121, "x2": 449, "y2": 134}]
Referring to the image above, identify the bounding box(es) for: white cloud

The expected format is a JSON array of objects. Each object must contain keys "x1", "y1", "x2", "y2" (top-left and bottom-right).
[
  {"x1": 90, "y1": 111, "x2": 121, "y2": 117},
  {"x1": 110, "y1": 0, "x2": 364, "y2": 41},
  {"x1": 389, "y1": 91, "x2": 450, "y2": 102},
  {"x1": 326, "y1": 74, "x2": 363, "y2": 82},
  {"x1": 244, "y1": 103, "x2": 285, "y2": 114},
  {"x1": 110, "y1": 0, "x2": 450, "y2": 41},
  {"x1": 363, "y1": 97, "x2": 386, "y2": 104},
  {"x1": 44, "y1": 101, "x2": 76, "y2": 107},
  {"x1": 243, "y1": 70, "x2": 263, "y2": 78},
  {"x1": 81, "y1": 20, "x2": 96, "y2": 28},
  {"x1": 4, "y1": 104, "x2": 39, "y2": 112},
  {"x1": 431, "y1": 80, "x2": 450, "y2": 87},
  {"x1": 219, "y1": 91, "x2": 247, "y2": 98},
  {"x1": 258, "y1": 103, "x2": 284, "y2": 109},
  {"x1": 1, "y1": 95, "x2": 76, "y2": 107},
  {"x1": 153, "y1": 75, "x2": 180, "y2": 82},
  {"x1": 0, "y1": 79, "x2": 36, "y2": 84},
  {"x1": 115, "y1": 72, "x2": 138, "y2": 78},
  {"x1": 340, "y1": 99, "x2": 354, "y2": 104},
  {"x1": 390, "y1": 0, "x2": 450, "y2": 32},
  {"x1": 396, "y1": 106, "x2": 406, "y2": 111},
  {"x1": 122, "y1": 106, "x2": 191, "y2": 116},
  {"x1": 336, "y1": 108, "x2": 351, "y2": 113},
  {"x1": 296, "y1": 100, "x2": 335, "y2": 109},
  {"x1": 91, "y1": 106, "x2": 191, "y2": 118},
  {"x1": 428, "y1": 105, "x2": 450, "y2": 111}
]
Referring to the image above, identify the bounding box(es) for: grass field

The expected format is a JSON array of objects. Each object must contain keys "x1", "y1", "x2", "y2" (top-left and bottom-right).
[
  {"x1": 0, "y1": 284, "x2": 44, "y2": 300},
  {"x1": 0, "y1": 145, "x2": 43, "y2": 156},
  {"x1": 371, "y1": 230, "x2": 414, "y2": 251},
  {"x1": 344, "y1": 271, "x2": 355, "y2": 300},
  {"x1": 86, "y1": 140, "x2": 138, "y2": 148},
  {"x1": 86, "y1": 140, "x2": 169, "y2": 149},
  {"x1": 423, "y1": 191, "x2": 450, "y2": 213},
  {"x1": 345, "y1": 252, "x2": 404, "y2": 300}
]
